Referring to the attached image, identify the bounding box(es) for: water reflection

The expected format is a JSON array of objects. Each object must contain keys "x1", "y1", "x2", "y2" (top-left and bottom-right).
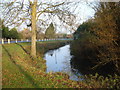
[{"x1": 44, "y1": 45, "x2": 82, "y2": 81}]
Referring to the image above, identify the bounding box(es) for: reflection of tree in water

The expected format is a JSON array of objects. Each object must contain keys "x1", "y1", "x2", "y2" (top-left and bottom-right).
[
  {"x1": 62, "y1": 58, "x2": 71, "y2": 72},
  {"x1": 55, "y1": 50, "x2": 57, "y2": 64},
  {"x1": 70, "y1": 56, "x2": 94, "y2": 75},
  {"x1": 47, "y1": 50, "x2": 54, "y2": 56},
  {"x1": 56, "y1": 48, "x2": 61, "y2": 53},
  {"x1": 62, "y1": 56, "x2": 83, "y2": 81}
]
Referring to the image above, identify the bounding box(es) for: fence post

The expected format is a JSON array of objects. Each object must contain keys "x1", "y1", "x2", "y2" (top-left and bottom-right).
[
  {"x1": 21, "y1": 39, "x2": 23, "y2": 42},
  {"x1": 16, "y1": 39, "x2": 17, "y2": 43},
  {"x1": 2, "y1": 39, "x2": 4, "y2": 44},
  {"x1": 8, "y1": 39, "x2": 10, "y2": 44}
]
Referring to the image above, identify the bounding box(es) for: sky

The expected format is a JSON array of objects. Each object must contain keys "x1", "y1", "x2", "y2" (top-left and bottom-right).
[{"x1": 0, "y1": 0, "x2": 96, "y2": 34}]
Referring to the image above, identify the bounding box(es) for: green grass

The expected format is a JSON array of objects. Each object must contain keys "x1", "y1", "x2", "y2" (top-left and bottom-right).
[
  {"x1": 2, "y1": 41, "x2": 88, "y2": 88},
  {"x1": 2, "y1": 41, "x2": 119, "y2": 88}
]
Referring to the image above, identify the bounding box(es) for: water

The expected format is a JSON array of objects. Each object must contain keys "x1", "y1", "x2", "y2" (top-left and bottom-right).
[{"x1": 44, "y1": 44, "x2": 82, "y2": 81}]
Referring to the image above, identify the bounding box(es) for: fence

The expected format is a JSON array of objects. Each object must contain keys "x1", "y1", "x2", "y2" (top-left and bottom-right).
[{"x1": 0, "y1": 38, "x2": 73, "y2": 44}]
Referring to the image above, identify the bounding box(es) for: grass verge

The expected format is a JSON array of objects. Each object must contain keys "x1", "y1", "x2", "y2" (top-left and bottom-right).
[
  {"x1": 2, "y1": 40, "x2": 88, "y2": 88},
  {"x1": 3, "y1": 40, "x2": 119, "y2": 88}
]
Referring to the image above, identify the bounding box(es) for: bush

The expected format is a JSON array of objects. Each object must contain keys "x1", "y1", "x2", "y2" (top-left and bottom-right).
[{"x1": 83, "y1": 73, "x2": 120, "y2": 89}]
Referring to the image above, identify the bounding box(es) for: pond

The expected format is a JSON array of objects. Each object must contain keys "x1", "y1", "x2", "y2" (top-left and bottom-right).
[{"x1": 44, "y1": 44, "x2": 82, "y2": 81}]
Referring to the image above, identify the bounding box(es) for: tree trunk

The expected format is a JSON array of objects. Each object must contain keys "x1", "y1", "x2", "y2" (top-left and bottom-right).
[{"x1": 31, "y1": 0, "x2": 37, "y2": 57}]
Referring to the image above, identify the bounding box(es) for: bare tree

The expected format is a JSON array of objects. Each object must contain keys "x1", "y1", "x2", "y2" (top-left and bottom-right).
[{"x1": 1, "y1": 0, "x2": 81, "y2": 57}]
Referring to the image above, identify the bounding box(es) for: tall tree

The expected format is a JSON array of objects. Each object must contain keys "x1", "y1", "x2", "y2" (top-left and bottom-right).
[
  {"x1": 71, "y1": 2, "x2": 120, "y2": 75},
  {"x1": 93, "y1": 2, "x2": 120, "y2": 73},
  {"x1": 45, "y1": 23, "x2": 55, "y2": 39},
  {"x1": 31, "y1": 0, "x2": 37, "y2": 57},
  {"x1": 1, "y1": 0, "x2": 80, "y2": 57}
]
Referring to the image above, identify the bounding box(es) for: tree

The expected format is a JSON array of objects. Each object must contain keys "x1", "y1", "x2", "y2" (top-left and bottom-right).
[
  {"x1": 20, "y1": 28, "x2": 32, "y2": 39},
  {"x1": 9, "y1": 28, "x2": 20, "y2": 39},
  {"x1": 63, "y1": 34, "x2": 67, "y2": 38},
  {"x1": 31, "y1": 0, "x2": 37, "y2": 57},
  {"x1": 1, "y1": 25, "x2": 9, "y2": 39},
  {"x1": 1, "y1": 0, "x2": 80, "y2": 57},
  {"x1": 73, "y1": 19, "x2": 95, "y2": 39},
  {"x1": 71, "y1": 2, "x2": 120, "y2": 75},
  {"x1": 92, "y1": 2, "x2": 120, "y2": 74},
  {"x1": 45, "y1": 23, "x2": 55, "y2": 39}
]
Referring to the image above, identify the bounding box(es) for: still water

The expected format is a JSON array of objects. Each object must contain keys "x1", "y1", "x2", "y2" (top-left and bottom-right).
[{"x1": 44, "y1": 45, "x2": 82, "y2": 81}]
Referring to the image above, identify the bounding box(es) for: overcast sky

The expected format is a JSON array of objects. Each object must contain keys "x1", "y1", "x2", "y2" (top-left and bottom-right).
[{"x1": 0, "y1": 0, "x2": 96, "y2": 34}]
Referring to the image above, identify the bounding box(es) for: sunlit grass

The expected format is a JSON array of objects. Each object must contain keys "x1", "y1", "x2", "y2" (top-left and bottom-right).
[
  {"x1": 3, "y1": 41, "x2": 118, "y2": 88},
  {"x1": 2, "y1": 41, "x2": 88, "y2": 88}
]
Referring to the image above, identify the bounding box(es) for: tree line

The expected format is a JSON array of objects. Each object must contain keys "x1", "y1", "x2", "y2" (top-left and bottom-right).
[
  {"x1": 71, "y1": 2, "x2": 120, "y2": 76},
  {"x1": 0, "y1": 24, "x2": 21, "y2": 39},
  {"x1": 0, "y1": 21, "x2": 67, "y2": 40}
]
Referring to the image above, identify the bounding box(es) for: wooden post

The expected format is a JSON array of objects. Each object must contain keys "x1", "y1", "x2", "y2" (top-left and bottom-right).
[
  {"x1": 21, "y1": 39, "x2": 23, "y2": 42},
  {"x1": 16, "y1": 39, "x2": 17, "y2": 43},
  {"x1": 8, "y1": 39, "x2": 10, "y2": 44},
  {"x1": 2, "y1": 39, "x2": 4, "y2": 44}
]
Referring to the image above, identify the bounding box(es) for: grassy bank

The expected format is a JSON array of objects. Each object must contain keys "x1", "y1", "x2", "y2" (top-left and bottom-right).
[
  {"x1": 2, "y1": 40, "x2": 88, "y2": 88},
  {"x1": 2, "y1": 40, "x2": 119, "y2": 88}
]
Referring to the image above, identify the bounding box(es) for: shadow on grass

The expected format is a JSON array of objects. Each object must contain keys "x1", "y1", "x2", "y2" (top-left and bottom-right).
[
  {"x1": 2, "y1": 45, "x2": 40, "y2": 88},
  {"x1": 16, "y1": 43, "x2": 34, "y2": 60}
]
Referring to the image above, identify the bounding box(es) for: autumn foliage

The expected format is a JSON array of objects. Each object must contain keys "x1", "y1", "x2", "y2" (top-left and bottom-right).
[{"x1": 71, "y1": 2, "x2": 120, "y2": 75}]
